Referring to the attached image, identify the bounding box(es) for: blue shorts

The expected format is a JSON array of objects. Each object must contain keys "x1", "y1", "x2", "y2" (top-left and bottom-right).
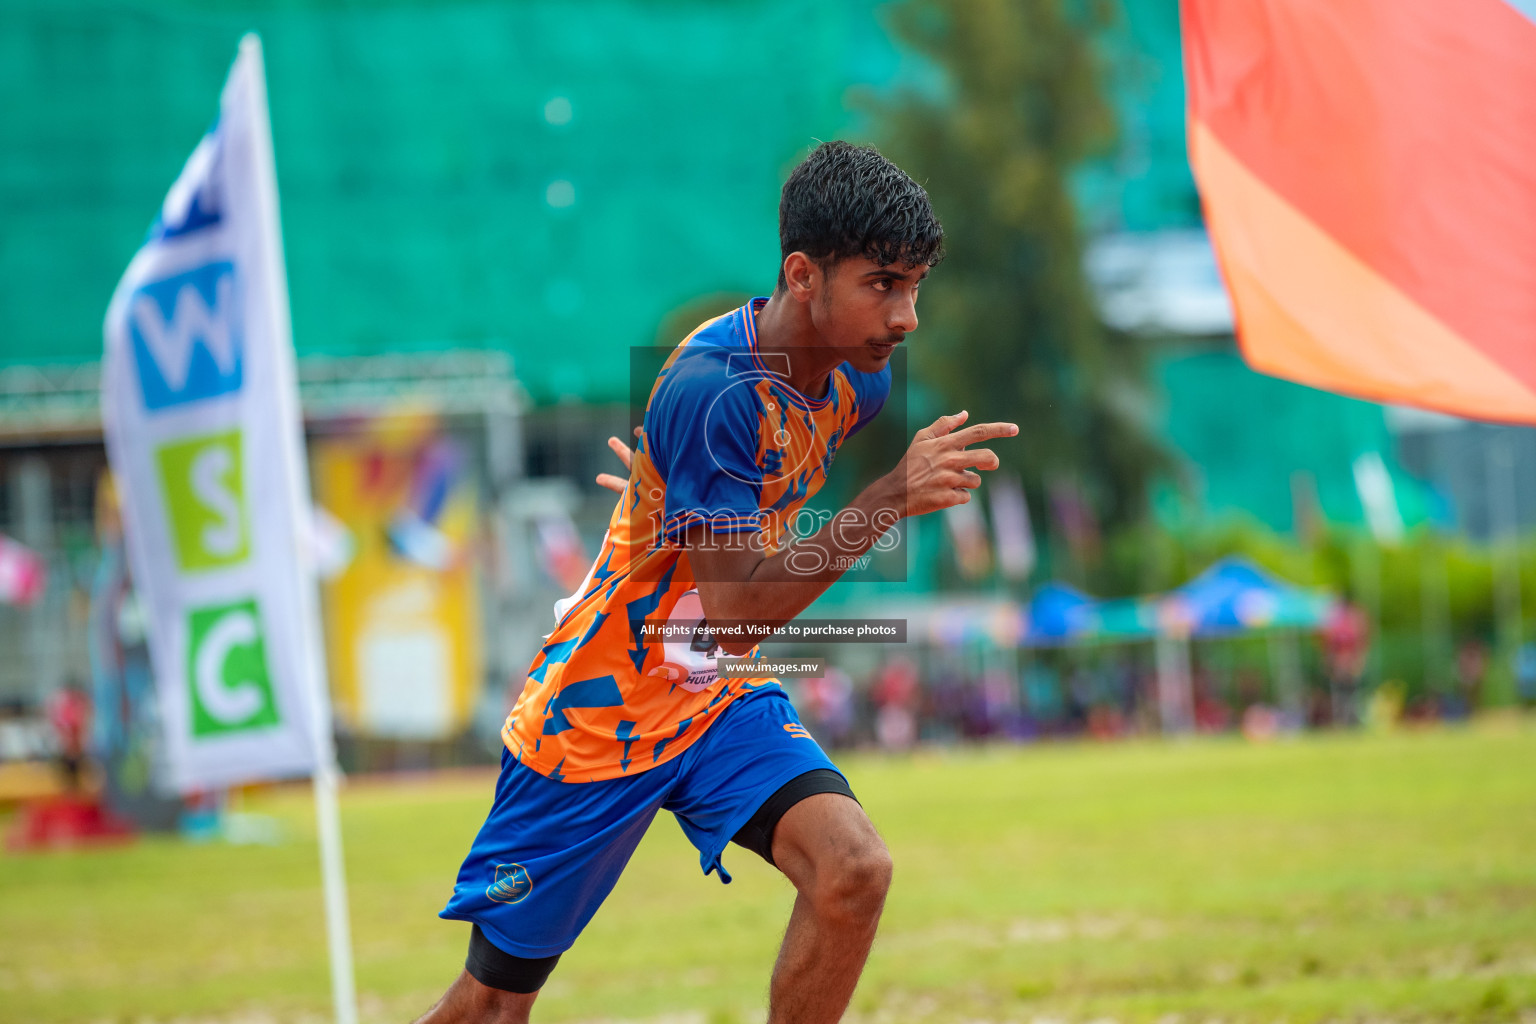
[{"x1": 440, "y1": 686, "x2": 842, "y2": 957}]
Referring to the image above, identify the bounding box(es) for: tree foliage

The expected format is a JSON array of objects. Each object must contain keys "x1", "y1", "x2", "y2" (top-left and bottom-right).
[{"x1": 875, "y1": 0, "x2": 1166, "y2": 533}]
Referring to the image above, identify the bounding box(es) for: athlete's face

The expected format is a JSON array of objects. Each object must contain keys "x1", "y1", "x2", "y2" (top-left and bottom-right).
[{"x1": 809, "y1": 256, "x2": 927, "y2": 373}]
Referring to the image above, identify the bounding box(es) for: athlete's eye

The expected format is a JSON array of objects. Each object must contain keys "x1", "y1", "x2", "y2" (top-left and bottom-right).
[{"x1": 872, "y1": 278, "x2": 892, "y2": 291}]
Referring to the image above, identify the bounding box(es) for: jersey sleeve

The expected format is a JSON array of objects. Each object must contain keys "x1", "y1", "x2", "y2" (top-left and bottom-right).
[
  {"x1": 645, "y1": 348, "x2": 765, "y2": 544},
  {"x1": 846, "y1": 362, "x2": 892, "y2": 438}
]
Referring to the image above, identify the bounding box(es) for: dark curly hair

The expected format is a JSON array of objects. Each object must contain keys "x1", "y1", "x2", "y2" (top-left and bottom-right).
[{"x1": 777, "y1": 140, "x2": 944, "y2": 289}]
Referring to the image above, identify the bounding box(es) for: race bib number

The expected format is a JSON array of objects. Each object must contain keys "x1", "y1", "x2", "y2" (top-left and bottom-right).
[{"x1": 647, "y1": 589, "x2": 721, "y2": 692}]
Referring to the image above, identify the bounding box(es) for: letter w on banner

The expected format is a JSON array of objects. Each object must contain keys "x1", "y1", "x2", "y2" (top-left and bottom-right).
[{"x1": 102, "y1": 37, "x2": 331, "y2": 793}]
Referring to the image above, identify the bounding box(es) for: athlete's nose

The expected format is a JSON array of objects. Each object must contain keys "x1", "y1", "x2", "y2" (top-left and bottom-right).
[{"x1": 889, "y1": 292, "x2": 918, "y2": 334}]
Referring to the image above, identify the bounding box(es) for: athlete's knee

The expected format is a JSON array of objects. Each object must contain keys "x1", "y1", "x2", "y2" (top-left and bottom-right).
[{"x1": 812, "y1": 836, "x2": 892, "y2": 929}]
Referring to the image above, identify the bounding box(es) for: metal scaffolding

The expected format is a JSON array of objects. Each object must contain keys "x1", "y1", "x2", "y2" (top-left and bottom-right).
[
  {"x1": 0, "y1": 350, "x2": 525, "y2": 445},
  {"x1": 0, "y1": 350, "x2": 528, "y2": 708}
]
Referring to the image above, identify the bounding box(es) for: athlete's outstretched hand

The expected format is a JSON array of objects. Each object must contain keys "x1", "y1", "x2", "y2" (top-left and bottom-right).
[
  {"x1": 595, "y1": 426, "x2": 642, "y2": 494},
  {"x1": 887, "y1": 410, "x2": 1017, "y2": 518}
]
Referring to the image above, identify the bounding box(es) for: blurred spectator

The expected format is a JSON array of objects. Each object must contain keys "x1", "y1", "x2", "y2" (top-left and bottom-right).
[
  {"x1": 1447, "y1": 640, "x2": 1487, "y2": 720},
  {"x1": 1515, "y1": 642, "x2": 1536, "y2": 709},
  {"x1": 1086, "y1": 701, "x2": 1127, "y2": 740},
  {"x1": 1079, "y1": 661, "x2": 1127, "y2": 740},
  {"x1": 1192, "y1": 666, "x2": 1231, "y2": 733},
  {"x1": 1108, "y1": 659, "x2": 1139, "y2": 720},
  {"x1": 813, "y1": 627, "x2": 1432, "y2": 750},
  {"x1": 920, "y1": 668, "x2": 967, "y2": 743},
  {"x1": 1023, "y1": 661, "x2": 1066, "y2": 736},
  {"x1": 1402, "y1": 689, "x2": 1442, "y2": 725},
  {"x1": 1065, "y1": 665, "x2": 1095, "y2": 732},
  {"x1": 800, "y1": 666, "x2": 856, "y2": 749},
  {"x1": 1364, "y1": 679, "x2": 1405, "y2": 732},
  {"x1": 46, "y1": 681, "x2": 90, "y2": 792},
  {"x1": 1305, "y1": 684, "x2": 1334, "y2": 730},
  {"x1": 1132, "y1": 664, "x2": 1162, "y2": 734},
  {"x1": 1241, "y1": 703, "x2": 1282, "y2": 741},
  {"x1": 1323, "y1": 602, "x2": 1370, "y2": 725},
  {"x1": 871, "y1": 657, "x2": 920, "y2": 752},
  {"x1": 962, "y1": 667, "x2": 1018, "y2": 739}
]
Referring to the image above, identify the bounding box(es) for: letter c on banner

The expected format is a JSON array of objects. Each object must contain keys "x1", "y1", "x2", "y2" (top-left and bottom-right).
[{"x1": 195, "y1": 608, "x2": 264, "y2": 724}]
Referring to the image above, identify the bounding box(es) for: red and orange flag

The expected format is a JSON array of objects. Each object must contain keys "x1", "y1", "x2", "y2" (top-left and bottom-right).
[{"x1": 1183, "y1": 0, "x2": 1536, "y2": 423}]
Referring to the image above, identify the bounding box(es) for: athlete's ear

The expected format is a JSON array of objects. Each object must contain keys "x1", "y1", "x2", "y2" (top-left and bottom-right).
[{"x1": 781, "y1": 251, "x2": 819, "y2": 303}]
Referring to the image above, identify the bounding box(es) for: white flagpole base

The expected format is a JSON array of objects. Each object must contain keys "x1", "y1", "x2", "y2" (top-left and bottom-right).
[{"x1": 312, "y1": 762, "x2": 359, "y2": 1024}]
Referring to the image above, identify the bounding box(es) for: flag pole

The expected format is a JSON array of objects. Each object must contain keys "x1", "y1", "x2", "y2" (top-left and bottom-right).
[
  {"x1": 310, "y1": 763, "x2": 358, "y2": 1024},
  {"x1": 240, "y1": 33, "x2": 359, "y2": 1024},
  {"x1": 1488, "y1": 436, "x2": 1522, "y2": 694},
  {"x1": 1421, "y1": 534, "x2": 1451, "y2": 699}
]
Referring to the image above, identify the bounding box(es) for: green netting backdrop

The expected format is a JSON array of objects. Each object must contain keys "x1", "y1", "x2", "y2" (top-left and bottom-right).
[
  {"x1": 2, "y1": 0, "x2": 1420, "y2": 531},
  {"x1": 1077, "y1": 0, "x2": 1201, "y2": 232},
  {"x1": 1157, "y1": 351, "x2": 1430, "y2": 533},
  {"x1": 0, "y1": 0, "x2": 909, "y2": 403}
]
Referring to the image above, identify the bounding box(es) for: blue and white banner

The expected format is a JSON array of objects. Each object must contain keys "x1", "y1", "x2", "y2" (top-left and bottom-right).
[{"x1": 102, "y1": 36, "x2": 330, "y2": 792}]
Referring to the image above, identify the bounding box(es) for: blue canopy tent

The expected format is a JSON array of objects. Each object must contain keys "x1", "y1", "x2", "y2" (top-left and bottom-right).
[
  {"x1": 1021, "y1": 582, "x2": 1098, "y2": 647},
  {"x1": 1013, "y1": 560, "x2": 1334, "y2": 733},
  {"x1": 1014, "y1": 560, "x2": 1333, "y2": 647},
  {"x1": 916, "y1": 563, "x2": 1333, "y2": 734},
  {"x1": 1153, "y1": 557, "x2": 1335, "y2": 731},
  {"x1": 1163, "y1": 557, "x2": 1335, "y2": 637}
]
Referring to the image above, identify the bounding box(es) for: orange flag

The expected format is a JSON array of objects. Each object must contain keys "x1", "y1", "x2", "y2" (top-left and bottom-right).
[{"x1": 1183, "y1": 0, "x2": 1536, "y2": 423}]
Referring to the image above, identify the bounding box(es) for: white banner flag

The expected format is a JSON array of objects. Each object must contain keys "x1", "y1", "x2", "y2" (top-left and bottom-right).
[
  {"x1": 988, "y1": 474, "x2": 1036, "y2": 582},
  {"x1": 102, "y1": 37, "x2": 330, "y2": 793},
  {"x1": 1352, "y1": 451, "x2": 1405, "y2": 546}
]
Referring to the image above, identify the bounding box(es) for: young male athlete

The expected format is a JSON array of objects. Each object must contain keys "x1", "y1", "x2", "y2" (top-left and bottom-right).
[{"x1": 416, "y1": 140, "x2": 1017, "y2": 1024}]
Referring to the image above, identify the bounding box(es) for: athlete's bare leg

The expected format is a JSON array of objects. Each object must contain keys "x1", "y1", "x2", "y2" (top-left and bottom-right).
[
  {"x1": 767, "y1": 793, "x2": 893, "y2": 1024},
  {"x1": 412, "y1": 969, "x2": 538, "y2": 1024}
]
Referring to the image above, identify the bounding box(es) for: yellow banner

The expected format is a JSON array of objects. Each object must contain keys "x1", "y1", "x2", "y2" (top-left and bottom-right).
[{"x1": 313, "y1": 414, "x2": 482, "y2": 739}]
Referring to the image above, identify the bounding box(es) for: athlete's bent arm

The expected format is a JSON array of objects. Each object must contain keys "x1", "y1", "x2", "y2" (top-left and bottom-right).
[{"x1": 688, "y1": 410, "x2": 1016, "y2": 656}]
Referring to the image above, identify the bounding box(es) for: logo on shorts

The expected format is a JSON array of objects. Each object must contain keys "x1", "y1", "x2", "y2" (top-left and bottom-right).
[{"x1": 487, "y1": 863, "x2": 533, "y2": 904}]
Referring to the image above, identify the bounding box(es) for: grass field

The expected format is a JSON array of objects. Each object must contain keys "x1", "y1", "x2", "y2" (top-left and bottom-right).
[{"x1": 3, "y1": 720, "x2": 1534, "y2": 1024}]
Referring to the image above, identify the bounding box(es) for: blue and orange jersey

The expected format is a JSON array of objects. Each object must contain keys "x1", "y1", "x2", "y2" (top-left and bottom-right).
[{"x1": 502, "y1": 297, "x2": 890, "y2": 782}]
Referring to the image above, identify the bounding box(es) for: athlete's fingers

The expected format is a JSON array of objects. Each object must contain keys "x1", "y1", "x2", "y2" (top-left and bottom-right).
[
  {"x1": 595, "y1": 472, "x2": 627, "y2": 494},
  {"x1": 936, "y1": 468, "x2": 979, "y2": 490},
  {"x1": 956, "y1": 447, "x2": 1001, "y2": 472},
  {"x1": 947, "y1": 421, "x2": 1019, "y2": 448},
  {"x1": 607, "y1": 435, "x2": 634, "y2": 470},
  {"x1": 915, "y1": 409, "x2": 968, "y2": 442},
  {"x1": 933, "y1": 469, "x2": 983, "y2": 491}
]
